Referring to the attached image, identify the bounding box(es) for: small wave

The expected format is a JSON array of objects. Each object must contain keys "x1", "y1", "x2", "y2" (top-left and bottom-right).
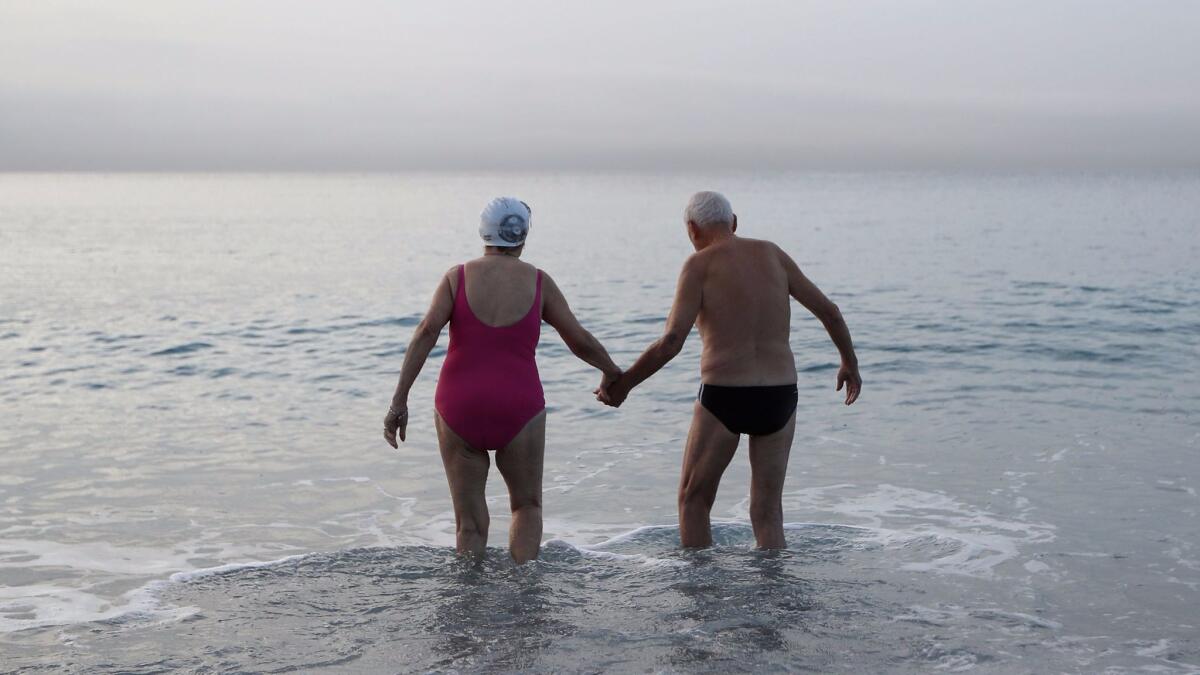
[
  {"x1": 284, "y1": 316, "x2": 420, "y2": 335},
  {"x1": 541, "y1": 539, "x2": 687, "y2": 569},
  {"x1": 149, "y1": 341, "x2": 213, "y2": 356},
  {"x1": 169, "y1": 552, "x2": 310, "y2": 583}
]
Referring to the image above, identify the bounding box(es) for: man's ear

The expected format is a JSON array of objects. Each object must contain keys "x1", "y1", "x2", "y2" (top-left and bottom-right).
[{"x1": 731, "y1": 214, "x2": 738, "y2": 233}]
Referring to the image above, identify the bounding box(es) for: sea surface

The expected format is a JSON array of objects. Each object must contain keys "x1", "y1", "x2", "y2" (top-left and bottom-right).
[{"x1": 1, "y1": 171, "x2": 1198, "y2": 673}]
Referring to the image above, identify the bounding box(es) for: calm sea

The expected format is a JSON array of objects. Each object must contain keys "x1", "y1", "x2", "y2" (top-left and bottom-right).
[{"x1": 1, "y1": 171, "x2": 1198, "y2": 672}]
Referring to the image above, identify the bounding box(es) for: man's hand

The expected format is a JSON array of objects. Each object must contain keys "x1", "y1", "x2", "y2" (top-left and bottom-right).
[
  {"x1": 595, "y1": 371, "x2": 629, "y2": 408},
  {"x1": 836, "y1": 362, "x2": 862, "y2": 405},
  {"x1": 383, "y1": 403, "x2": 408, "y2": 448}
]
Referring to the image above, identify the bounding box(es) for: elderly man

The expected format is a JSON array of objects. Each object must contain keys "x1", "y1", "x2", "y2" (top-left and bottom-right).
[{"x1": 599, "y1": 191, "x2": 861, "y2": 549}]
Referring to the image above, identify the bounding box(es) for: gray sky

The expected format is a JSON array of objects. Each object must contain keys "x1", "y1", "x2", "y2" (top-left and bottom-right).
[{"x1": 2, "y1": 0, "x2": 1198, "y2": 170}]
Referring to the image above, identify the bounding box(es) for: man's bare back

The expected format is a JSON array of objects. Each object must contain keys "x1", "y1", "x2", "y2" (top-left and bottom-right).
[
  {"x1": 599, "y1": 191, "x2": 861, "y2": 549},
  {"x1": 689, "y1": 236, "x2": 796, "y2": 386}
]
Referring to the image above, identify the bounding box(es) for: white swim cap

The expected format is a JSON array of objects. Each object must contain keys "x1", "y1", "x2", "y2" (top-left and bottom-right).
[{"x1": 479, "y1": 196, "x2": 532, "y2": 247}]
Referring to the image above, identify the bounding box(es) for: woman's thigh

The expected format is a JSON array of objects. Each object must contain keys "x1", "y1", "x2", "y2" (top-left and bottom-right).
[
  {"x1": 435, "y1": 411, "x2": 490, "y2": 517},
  {"x1": 494, "y1": 410, "x2": 546, "y2": 509}
]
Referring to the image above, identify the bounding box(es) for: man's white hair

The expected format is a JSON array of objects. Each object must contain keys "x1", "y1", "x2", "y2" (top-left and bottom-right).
[{"x1": 684, "y1": 191, "x2": 734, "y2": 228}]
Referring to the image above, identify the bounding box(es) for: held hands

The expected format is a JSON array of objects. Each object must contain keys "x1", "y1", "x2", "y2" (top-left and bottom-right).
[
  {"x1": 594, "y1": 370, "x2": 628, "y2": 408},
  {"x1": 836, "y1": 361, "x2": 862, "y2": 405},
  {"x1": 383, "y1": 403, "x2": 408, "y2": 448}
]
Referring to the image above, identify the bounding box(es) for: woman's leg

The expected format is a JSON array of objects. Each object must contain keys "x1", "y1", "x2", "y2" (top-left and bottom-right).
[
  {"x1": 495, "y1": 410, "x2": 546, "y2": 564},
  {"x1": 435, "y1": 411, "x2": 491, "y2": 556}
]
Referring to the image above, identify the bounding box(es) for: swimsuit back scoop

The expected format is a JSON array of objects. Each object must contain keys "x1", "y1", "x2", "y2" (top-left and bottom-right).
[{"x1": 434, "y1": 263, "x2": 545, "y2": 450}]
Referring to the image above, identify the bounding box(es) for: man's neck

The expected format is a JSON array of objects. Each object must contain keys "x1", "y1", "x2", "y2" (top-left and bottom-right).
[{"x1": 696, "y1": 230, "x2": 735, "y2": 250}]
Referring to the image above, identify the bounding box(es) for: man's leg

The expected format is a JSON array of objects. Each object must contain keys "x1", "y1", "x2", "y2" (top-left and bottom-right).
[
  {"x1": 495, "y1": 411, "x2": 546, "y2": 564},
  {"x1": 678, "y1": 401, "x2": 740, "y2": 548},
  {"x1": 435, "y1": 412, "x2": 491, "y2": 555},
  {"x1": 747, "y1": 410, "x2": 796, "y2": 549}
]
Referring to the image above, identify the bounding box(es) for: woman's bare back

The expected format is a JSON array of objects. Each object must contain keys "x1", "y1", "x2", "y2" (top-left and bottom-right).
[{"x1": 456, "y1": 256, "x2": 541, "y2": 327}]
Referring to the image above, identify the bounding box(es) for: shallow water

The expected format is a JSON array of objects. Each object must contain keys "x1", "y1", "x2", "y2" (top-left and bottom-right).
[{"x1": 1, "y1": 171, "x2": 1198, "y2": 672}]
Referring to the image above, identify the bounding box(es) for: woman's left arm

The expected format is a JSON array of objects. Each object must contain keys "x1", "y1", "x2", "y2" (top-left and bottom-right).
[
  {"x1": 540, "y1": 272, "x2": 622, "y2": 393},
  {"x1": 384, "y1": 268, "x2": 456, "y2": 447}
]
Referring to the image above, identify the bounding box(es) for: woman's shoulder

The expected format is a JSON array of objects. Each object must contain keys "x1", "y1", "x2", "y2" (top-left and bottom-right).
[
  {"x1": 458, "y1": 257, "x2": 541, "y2": 282},
  {"x1": 442, "y1": 263, "x2": 463, "y2": 295},
  {"x1": 502, "y1": 258, "x2": 541, "y2": 276}
]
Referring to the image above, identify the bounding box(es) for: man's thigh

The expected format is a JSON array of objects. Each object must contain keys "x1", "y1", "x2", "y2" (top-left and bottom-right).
[
  {"x1": 680, "y1": 401, "x2": 740, "y2": 496},
  {"x1": 747, "y1": 410, "x2": 796, "y2": 496}
]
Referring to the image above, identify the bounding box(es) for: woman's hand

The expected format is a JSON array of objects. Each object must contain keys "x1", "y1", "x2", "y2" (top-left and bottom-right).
[
  {"x1": 595, "y1": 370, "x2": 628, "y2": 407},
  {"x1": 383, "y1": 403, "x2": 408, "y2": 448}
]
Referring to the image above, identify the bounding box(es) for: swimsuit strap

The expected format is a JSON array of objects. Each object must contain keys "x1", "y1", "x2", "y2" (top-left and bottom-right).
[{"x1": 535, "y1": 270, "x2": 543, "y2": 320}]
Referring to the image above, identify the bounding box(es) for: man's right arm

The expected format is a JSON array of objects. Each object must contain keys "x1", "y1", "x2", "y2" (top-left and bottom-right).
[{"x1": 777, "y1": 246, "x2": 862, "y2": 405}]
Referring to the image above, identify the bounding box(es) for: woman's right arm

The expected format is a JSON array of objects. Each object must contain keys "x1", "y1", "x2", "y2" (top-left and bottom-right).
[
  {"x1": 540, "y1": 272, "x2": 622, "y2": 387},
  {"x1": 384, "y1": 267, "x2": 456, "y2": 447}
]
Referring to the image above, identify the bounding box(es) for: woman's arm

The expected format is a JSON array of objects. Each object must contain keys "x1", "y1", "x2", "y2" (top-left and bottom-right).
[
  {"x1": 540, "y1": 272, "x2": 622, "y2": 387},
  {"x1": 384, "y1": 267, "x2": 456, "y2": 447}
]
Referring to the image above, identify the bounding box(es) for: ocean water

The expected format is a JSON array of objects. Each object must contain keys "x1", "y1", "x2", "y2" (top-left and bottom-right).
[{"x1": 1, "y1": 171, "x2": 1197, "y2": 673}]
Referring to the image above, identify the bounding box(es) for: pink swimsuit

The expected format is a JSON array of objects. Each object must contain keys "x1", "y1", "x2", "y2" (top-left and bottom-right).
[{"x1": 434, "y1": 264, "x2": 545, "y2": 450}]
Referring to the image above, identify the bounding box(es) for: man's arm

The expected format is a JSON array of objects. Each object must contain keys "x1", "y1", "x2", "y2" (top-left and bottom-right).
[
  {"x1": 541, "y1": 272, "x2": 622, "y2": 388},
  {"x1": 384, "y1": 267, "x2": 456, "y2": 447},
  {"x1": 600, "y1": 257, "x2": 703, "y2": 406},
  {"x1": 777, "y1": 245, "x2": 862, "y2": 405}
]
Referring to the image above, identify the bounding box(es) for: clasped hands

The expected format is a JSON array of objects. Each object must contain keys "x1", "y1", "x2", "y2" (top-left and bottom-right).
[{"x1": 594, "y1": 370, "x2": 629, "y2": 408}]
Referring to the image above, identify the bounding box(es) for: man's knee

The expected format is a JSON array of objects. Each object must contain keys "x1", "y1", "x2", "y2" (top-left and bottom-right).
[
  {"x1": 749, "y1": 498, "x2": 782, "y2": 525},
  {"x1": 678, "y1": 479, "x2": 717, "y2": 511}
]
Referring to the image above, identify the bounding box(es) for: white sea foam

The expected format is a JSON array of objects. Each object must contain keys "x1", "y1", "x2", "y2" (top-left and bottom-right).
[
  {"x1": 0, "y1": 538, "x2": 306, "y2": 634},
  {"x1": 0, "y1": 483, "x2": 1060, "y2": 635},
  {"x1": 586, "y1": 524, "x2": 680, "y2": 548},
  {"x1": 0, "y1": 579, "x2": 195, "y2": 633},
  {"x1": 0, "y1": 538, "x2": 196, "y2": 575},
  {"x1": 1132, "y1": 638, "x2": 1173, "y2": 658},
  {"x1": 771, "y1": 483, "x2": 1057, "y2": 579},
  {"x1": 1023, "y1": 559, "x2": 1051, "y2": 574},
  {"x1": 291, "y1": 476, "x2": 371, "y2": 487},
  {"x1": 542, "y1": 537, "x2": 687, "y2": 569},
  {"x1": 169, "y1": 552, "x2": 310, "y2": 582}
]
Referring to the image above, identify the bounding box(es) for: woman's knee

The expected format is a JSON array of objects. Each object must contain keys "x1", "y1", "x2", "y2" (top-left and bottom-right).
[
  {"x1": 509, "y1": 493, "x2": 542, "y2": 513},
  {"x1": 456, "y1": 512, "x2": 489, "y2": 537}
]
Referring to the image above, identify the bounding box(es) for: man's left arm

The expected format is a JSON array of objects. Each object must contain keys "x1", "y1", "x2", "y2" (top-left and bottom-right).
[{"x1": 598, "y1": 258, "x2": 702, "y2": 406}]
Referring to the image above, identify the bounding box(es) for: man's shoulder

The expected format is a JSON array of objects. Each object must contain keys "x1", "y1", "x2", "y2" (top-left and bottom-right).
[
  {"x1": 739, "y1": 236, "x2": 783, "y2": 254},
  {"x1": 682, "y1": 249, "x2": 711, "y2": 270}
]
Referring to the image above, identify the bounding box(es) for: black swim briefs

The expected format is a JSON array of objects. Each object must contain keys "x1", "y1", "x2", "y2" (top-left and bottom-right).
[{"x1": 697, "y1": 383, "x2": 799, "y2": 436}]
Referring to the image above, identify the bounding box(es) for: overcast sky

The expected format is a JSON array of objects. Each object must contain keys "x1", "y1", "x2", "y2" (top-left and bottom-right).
[{"x1": 2, "y1": 0, "x2": 1198, "y2": 170}]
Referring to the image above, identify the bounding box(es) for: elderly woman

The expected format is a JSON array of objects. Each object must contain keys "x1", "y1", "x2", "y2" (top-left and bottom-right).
[{"x1": 383, "y1": 197, "x2": 620, "y2": 563}]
